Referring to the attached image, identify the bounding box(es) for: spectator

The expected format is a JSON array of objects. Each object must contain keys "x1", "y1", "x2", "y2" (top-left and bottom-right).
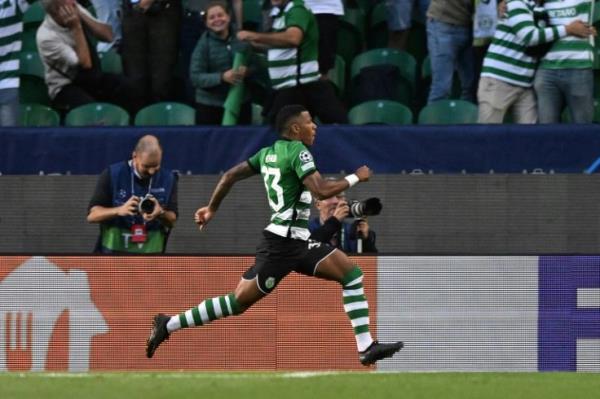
[
  {"x1": 304, "y1": 0, "x2": 344, "y2": 76},
  {"x1": 190, "y1": 1, "x2": 252, "y2": 124},
  {"x1": 121, "y1": 0, "x2": 181, "y2": 105},
  {"x1": 87, "y1": 135, "x2": 178, "y2": 254},
  {"x1": 308, "y1": 191, "x2": 378, "y2": 253},
  {"x1": 180, "y1": 0, "x2": 242, "y2": 103},
  {"x1": 386, "y1": 0, "x2": 430, "y2": 50},
  {"x1": 534, "y1": 0, "x2": 596, "y2": 123},
  {"x1": 426, "y1": 0, "x2": 476, "y2": 104},
  {"x1": 37, "y1": 0, "x2": 142, "y2": 114},
  {"x1": 0, "y1": 0, "x2": 34, "y2": 126},
  {"x1": 478, "y1": 0, "x2": 594, "y2": 123},
  {"x1": 237, "y1": 0, "x2": 348, "y2": 124}
]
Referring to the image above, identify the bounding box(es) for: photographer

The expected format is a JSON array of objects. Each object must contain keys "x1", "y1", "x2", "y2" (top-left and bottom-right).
[
  {"x1": 308, "y1": 193, "x2": 378, "y2": 254},
  {"x1": 87, "y1": 135, "x2": 178, "y2": 254}
]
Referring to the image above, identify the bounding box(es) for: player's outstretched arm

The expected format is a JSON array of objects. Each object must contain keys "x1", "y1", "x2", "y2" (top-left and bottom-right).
[
  {"x1": 194, "y1": 161, "x2": 257, "y2": 229},
  {"x1": 303, "y1": 166, "x2": 372, "y2": 200}
]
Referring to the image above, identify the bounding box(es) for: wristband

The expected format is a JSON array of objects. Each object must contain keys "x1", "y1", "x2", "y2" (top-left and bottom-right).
[{"x1": 344, "y1": 174, "x2": 359, "y2": 187}]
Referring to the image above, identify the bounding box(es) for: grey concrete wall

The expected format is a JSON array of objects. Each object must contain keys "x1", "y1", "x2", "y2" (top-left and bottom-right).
[{"x1": 1, "y1": 175, "x2": 599, "y2": 254}]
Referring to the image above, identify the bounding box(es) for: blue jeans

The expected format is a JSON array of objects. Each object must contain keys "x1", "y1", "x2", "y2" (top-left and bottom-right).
[
  {"x1": 426, "y1": 18, "x2": 475, "y2": 104},
  {"x1": 0, "y1": 88, "x2": 19, "y2": 126},
  {"x1": 534, "y1": 68, "x2": 594, "y2": 124}
]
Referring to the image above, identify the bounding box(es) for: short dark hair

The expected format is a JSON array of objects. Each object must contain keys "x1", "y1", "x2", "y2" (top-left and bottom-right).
[{"x1": 275, "y1": 105, "x2": 307, "y2": 135}]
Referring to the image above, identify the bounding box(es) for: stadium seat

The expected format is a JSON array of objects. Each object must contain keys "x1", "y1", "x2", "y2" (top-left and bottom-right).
[
  {"x1": 19, "y1": 103, "x2": 60, "y2": 127},
  {"x1": 23, "y1": 2, "x2": 45, "y2": 29},
  {"x1": 99, "y1": 50, "x2": 123, "y2": 74},
  {"x1": 350, "y1": 48, "x2": 417, "y2": 106},
  {"x1": 327, "y1": 54, "x2": 346, "y2": 98},
  {"x1": 594, "y1": 1, "x2": 600, "y2": 25},
  {"x1": 418, "y1": 99, "x2": 478, "y2": 124},
  {"x1": 19, "y1": 51, "x2": 50, "y2": 105},
  {"x1": 21, "y1": 28, "x2": 38, "y2": 51},
  {"x1": 366, "y1": 2, "x2": 388, "y2": 49},
  {"x1": 336, "y1": 7, "x2": 366, "y2": 67},
  {"x1": 242, "y1": 0, "x2": 264, "y2": 31},
  {"x1": 20, "y1": 51, "x2": 45, "y2": 78},
  {"x1": 134, "y1": 102, "x2": 196, "y2": 126},
  {"x1": 348, "y1": 100, "x2": 413, "y2": 125},
  {"x1": 65, "y1": 102, "x2": 130, "y2": 126}
]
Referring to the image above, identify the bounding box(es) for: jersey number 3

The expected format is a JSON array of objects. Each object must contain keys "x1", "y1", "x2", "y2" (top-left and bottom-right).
[{"x1": 261, "y1": 166, "x2": 284, "y2": 211}]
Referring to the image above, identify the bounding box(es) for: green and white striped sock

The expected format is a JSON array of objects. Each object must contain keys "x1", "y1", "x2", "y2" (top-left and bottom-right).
[
  {"x1": 342, "y1": 266, "x2": 374, "y2": 352},
  {"x1": 166, "y1": 293, "x2": 242, "y2": 333}
]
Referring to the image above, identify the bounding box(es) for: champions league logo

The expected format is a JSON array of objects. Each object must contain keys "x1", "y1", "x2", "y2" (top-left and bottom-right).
[{"x1": 299, "y1": 151, "x2": 313, "y2": 164}]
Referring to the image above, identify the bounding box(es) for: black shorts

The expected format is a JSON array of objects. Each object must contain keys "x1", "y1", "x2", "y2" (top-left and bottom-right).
[{"x1": 242, "y1": 231, "x2": 337, "y2": 293}]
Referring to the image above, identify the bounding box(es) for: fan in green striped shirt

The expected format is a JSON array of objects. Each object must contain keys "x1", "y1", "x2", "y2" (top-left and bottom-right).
[
  {"x1": 0, "y1": 0, "x2": 35, "y2": 126},
  {"x1": 534, "y1": 0, "x2": 596, "y2": 123},
  {"x1": 478, "y1": 0, "x2": 594, "y2": 123}
]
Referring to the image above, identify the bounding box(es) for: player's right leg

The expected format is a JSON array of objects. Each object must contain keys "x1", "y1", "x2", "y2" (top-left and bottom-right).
[
  {"x1": 146, "y1": 278, "x2": 265, "y2": 358},
  {"x1": 312, "y1": 249, "x2": 404, "y2": 365}
]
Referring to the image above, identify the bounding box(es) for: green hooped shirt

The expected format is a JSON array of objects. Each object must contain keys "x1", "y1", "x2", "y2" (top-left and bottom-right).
[{"x1": 248, "y1": 139, "x2": 317, "y2": 240}]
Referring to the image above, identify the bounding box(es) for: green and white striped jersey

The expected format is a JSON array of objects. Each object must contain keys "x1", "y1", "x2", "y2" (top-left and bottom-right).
[
  {"x1": 248, "y1": 139, "x2": 317, "y2": 240},
  {"x1": 0, "y1": 0, "x2": 33, "y2": 90},
  {"x1": 540, "y1": 0, "x2": 593, "y2": 69},
  {"x1": 481, "y1": 0, "x2": 567, "y2": 87},
  {"x1": 268, "y1": 0, "x2": 320, "y2": 90}
]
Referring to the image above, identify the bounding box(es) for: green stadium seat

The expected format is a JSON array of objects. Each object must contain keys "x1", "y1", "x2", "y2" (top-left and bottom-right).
[
  {"x1": 23, "y1": 2, "x2": 45, "y2": 29},
  {"x1": 348, "y1": 100, "x2": 413, "y2": 125},
  {"x1": 336, "y1": 7, "x2": 366, "y2": 67},
  {"x1": 418, "y1": 99, "x2": 478, "y2": 124},
  {"x1": 20, "y1": 51, "x2": 45, "y2": 78},
  {"x1": 19, "y1": 103, "x2": 60, "y2": 127},
  {"x1": 65, "y1": 102, "x2": 130, "y2": 126},
  {"x1": 366, "y1": 2, "x2": 388, "y2": 49},
  {"x1": 243, "y1": 0, "x2": 264, "y2": 31},
  {"x1": 99, "y1": 50, "x2": 123, "y2": 74},
  {"x1": 351, "y1": 48, "x2": 417, "y2": 106},
  {"x1": 21, "y1": 28, "x2": 38, "y2": 51},
  {"x1": 327, "y1": 54, "x2": 346, "y2": 97},
  {"x1": 134, "y1": 102, "x2": 196, "y2": 126},
  {"x1": 19, "y1": 76, "x2": 50, "y2": 105}
]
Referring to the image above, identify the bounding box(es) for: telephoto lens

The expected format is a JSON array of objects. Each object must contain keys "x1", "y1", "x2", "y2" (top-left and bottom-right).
[{"x1": 349, "y1": 197, "x2": 382, "y2": 218}]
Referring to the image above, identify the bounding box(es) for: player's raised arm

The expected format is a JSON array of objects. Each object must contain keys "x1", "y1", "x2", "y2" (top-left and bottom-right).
[
  {"x1": 194, "y1": 161, "x2": 257, "y2": 229},
  {"x1": 303, "y1": 166, "x2": 372, "y2": 200}
]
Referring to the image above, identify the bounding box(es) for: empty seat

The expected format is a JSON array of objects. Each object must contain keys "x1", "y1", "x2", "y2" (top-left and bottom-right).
[
  {"x1": 348, "y1": 100, "x2": 413, "y2": 125},
  {"x1": 134, "y1": 102, "x2": 196, "y2": 126}
]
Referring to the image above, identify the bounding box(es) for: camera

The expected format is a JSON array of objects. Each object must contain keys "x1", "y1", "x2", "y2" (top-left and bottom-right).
[
  {"x1": 348, "y1": 197, "x2": 382, "y2": 219},
  {"x1": 138, "y1": 194, "x2": 156, "y2": 214}
]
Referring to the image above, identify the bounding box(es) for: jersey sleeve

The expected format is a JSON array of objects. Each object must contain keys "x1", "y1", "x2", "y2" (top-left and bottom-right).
[
  {"x1": 247, "y1": 148, "x2": 264, "y2": 172},
  {"x1": 290, "y1": 142, "x2": 316, "y2": 180},
  {"x1": 286, "y1": 5, "x2": 311, "y2": 32}
]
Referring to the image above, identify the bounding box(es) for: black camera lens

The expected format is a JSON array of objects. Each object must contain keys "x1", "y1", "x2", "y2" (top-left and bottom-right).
[
  {"x1": 139, "y1": 197, "x2": 155, "y2": 214},
  {"x1": 349, "y1": 197, "x2": 382, "y2": 218}
]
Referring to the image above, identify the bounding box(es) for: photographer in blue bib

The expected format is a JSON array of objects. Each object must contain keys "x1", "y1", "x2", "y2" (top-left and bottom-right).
[
  {"x1": 308, "y1": 187, "x2": 380, "y2": 254},
  {"x1": 87, "y1": 135, "x2": 178, "y2": 254}
]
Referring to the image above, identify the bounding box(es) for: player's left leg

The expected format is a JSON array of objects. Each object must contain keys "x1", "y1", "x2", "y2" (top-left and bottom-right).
[
  {"x1": 146, "y1": 278, "x2": 265, "y2": 358},
  {"x1": 309, "y1": 247, "x2": 403, "y2": 365}
]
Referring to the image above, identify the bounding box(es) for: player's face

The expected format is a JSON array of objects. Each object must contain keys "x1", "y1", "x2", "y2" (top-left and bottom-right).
[
  {"x1": 297, "y1": 111, "x2": 317, "y2": 147},
  {"x1": 133, "y1": 151, "x2": 161, "y2": 179}
]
